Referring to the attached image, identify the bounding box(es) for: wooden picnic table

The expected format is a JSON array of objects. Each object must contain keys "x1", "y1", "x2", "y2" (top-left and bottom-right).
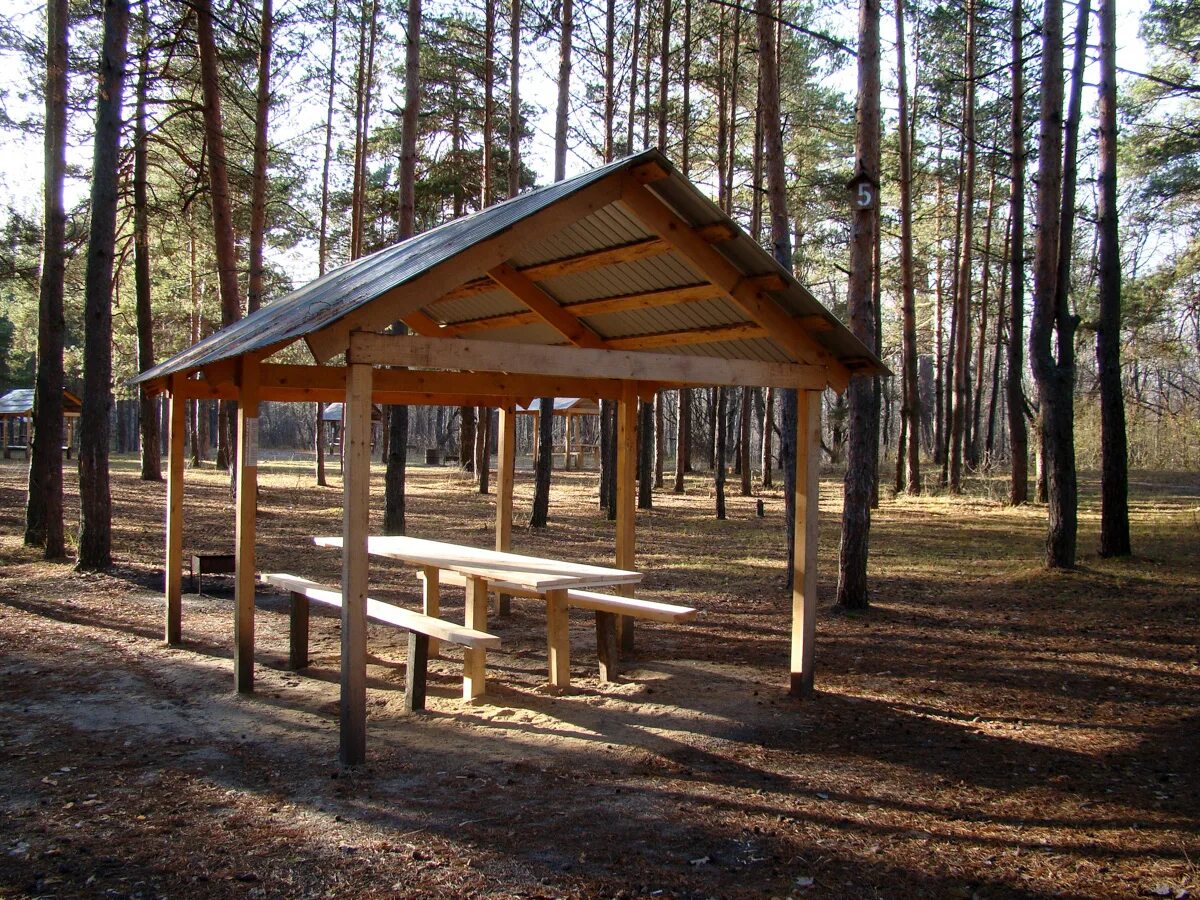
[{"x1": 314, "y1": 535, "x2": 642, "y2": 694}]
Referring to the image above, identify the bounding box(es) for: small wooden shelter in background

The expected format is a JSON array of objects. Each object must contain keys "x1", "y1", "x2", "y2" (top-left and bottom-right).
[
  {"x1": 0, "y1": 388, "x2": 82, "y2": 459},
  {"x1": 517, "y1": 397, "x2": 601, "y2": 469},
  {"x1": 133, "y1": 150, "x2": 886, "y2": 764}
]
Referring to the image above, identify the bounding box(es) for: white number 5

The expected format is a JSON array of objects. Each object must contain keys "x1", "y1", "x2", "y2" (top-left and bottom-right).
[{"x1": 855, "y1": 182, "x2": 874, "y2": 209}]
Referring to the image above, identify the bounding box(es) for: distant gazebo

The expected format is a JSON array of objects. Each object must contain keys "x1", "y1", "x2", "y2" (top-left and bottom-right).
[
  {"x1": 517, "y1": 397, "x2": 600, "y2": 469},
  {"x1": 0, "y1": 388, "x2": 82, "y2": 459},
  {"x1": 133, "y1": 149, "x2": 886, "y2": 765}
]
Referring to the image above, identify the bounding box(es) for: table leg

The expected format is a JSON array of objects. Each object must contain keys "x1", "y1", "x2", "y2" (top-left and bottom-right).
[
  {"x1": 421, "y1": 565, "x2": 441, "y2": 658},
  {"x1": 405, "y1": 631, "x2": 429, "y2": 712},
  {"x1": 289, "y1": 590, "x2": 310, "y2": 670},
  {"x1": 463, "y1": 575, "x2": 488, "y2": 700},
  {"x1": 595, "y1": 611, "x2": 619, "y2": 683},
  {"x1": 546, "y1": 588, "x2": 570, "y2": 690}
]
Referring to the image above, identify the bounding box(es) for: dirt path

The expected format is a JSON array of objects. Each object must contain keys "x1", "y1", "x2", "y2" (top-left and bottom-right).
[{"x1": 1, "y1": 457, "x2": 1197, "y2": 897}]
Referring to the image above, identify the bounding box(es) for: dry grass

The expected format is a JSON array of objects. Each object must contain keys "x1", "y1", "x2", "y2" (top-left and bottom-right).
[{"x1": 0, "y1": 453, "x2": 1196, "y2": 898}]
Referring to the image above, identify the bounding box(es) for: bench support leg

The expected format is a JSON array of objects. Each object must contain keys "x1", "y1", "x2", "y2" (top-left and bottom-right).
[
  {"x1": 595, "y1": 611, "x2": 619, "y2": 683},
  {"x1": 421, "y1": 565, "x2": 441, "y2": 659},
  {"x1": 463, "y1": 575, "x2": 488, "y2": 700},
  {"x1": 546, "y1": 588, "x2": 570, "y2": 689},
  {"x1": 289, "y1": 591, "x2": 310, "y2": 670},
  {"x1": 405, "y1": 631, "x2": 429, "y2": 712}
]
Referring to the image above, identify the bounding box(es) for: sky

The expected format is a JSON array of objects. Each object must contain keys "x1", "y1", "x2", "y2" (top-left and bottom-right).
[{"x1": 0, "y1": 0, "x2": 1158, "y2": 289}]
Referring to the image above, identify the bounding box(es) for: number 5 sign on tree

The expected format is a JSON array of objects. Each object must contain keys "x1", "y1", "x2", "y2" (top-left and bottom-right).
[{"x1": 847, "y1": 171, "x2": 877, "y2": 211}]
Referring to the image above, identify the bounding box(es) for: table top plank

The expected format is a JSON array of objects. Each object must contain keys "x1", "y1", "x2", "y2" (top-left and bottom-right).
[{"x1": 313, "y1": 535, "x2": 642, "y2": 592}]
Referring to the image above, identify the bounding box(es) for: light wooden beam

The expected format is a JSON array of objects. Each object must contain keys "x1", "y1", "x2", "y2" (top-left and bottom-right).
[
  {"x1": 306, "y1": 173, "x2": 627, "y2": 362},
  {"x1": 463, "y1": 575, "x2": 488, "y2": 699},
  {"x1": 605, "y1": 322, "x2": 769, "y2": 350},
  {"x1": 618, "y1": 178, "x2": 850, "y2": 390},
  {"x1": 340, "y1": 362, "x2": 373, "y2": 764},
  {"x1": 349, "y1": 333, "x2": 831, "y2": 391},
  {"x1": 164, "y1": 376, "x2": 185, "y2": 646},
  {"x1": 438, "y1": 283, "x2": 723, "y2": 337},
  {"x1": 486, "y1": 262, "x2": 608, "y2": 349},
  {"x1": 433, "y1": 237, "x2": 671, "y2": 305},
  {"x1": 546, "y1": 588, "x2": 570, "y2": 688},
  {"x1": 790, "y1": 388, "x2": 822, "y2": 698},
  {"x1": 233, "y1": 357, "x2": 259, "y2": 694},
  {"x1": 615, "y1": 381, "x2": 637, "y2": 653},
  {"x1": 401, "y1": 310, "x2": 444, "y2": 336},
  {"x1": 495, "y1": 405, "x2": 516, "y2": 616}
]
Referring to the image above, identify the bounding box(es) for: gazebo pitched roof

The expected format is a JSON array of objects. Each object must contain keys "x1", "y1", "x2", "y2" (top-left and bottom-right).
[
  {"x1": 135, "y1": 149, "x2": 884, "y2": 393},
  {"x1": 0, "y1": 388, "x2": 83, "y2": 416}
]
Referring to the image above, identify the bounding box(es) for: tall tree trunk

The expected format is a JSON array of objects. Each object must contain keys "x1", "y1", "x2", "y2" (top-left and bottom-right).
[
  {"x1": 476, "y1": 407, "x2": 491, "y2": 493},
  {"x1": 1007, "y1": 0, "x2": 1029, "y2": 504},
  {"x1": 1096, "y1": 0, "x2": 1130, "y2": 557},
  {"x1": 654, "y1": 394, "x2": 664, "y2": 488},
  {"x1": 628, "y1": 0, "x2": 641, "y2": 152},
  {"x1": 739, "y1": 386, "x2": 752, "y2": 495},
  {"x1": 508, "y1": 0, "x2": 521, "y2": 195},
  {"x1": 246, "y1": 0, "x2": 272, "y2": 313},
  {"x1": 315, "y1": 0, "x2": 338, "y2": 488},
  {"x1": 987, "y1": 218, "x2": 1010, "y2": 460},
  {"x1": 895, "y1": 0, "x2": 920, "y2": 494},
  {"x1": 674, "y1": 388, "x2": 689, "y2": 490},
  {"x1": 134, "y1": 0, "x2": 161, "y2": 482},
  {"x1": 932, "y1": 119, "x2": 945, "y2": 466},
  {"x1": 197, "y1": 0, "x2": 242, "y2": 472},
  {"x1": 757, "y1": 0, "x2": 797, "y2": 582},
  {"x1": 599, "y1": 0, "x2": 616, "y2": 510},
  {"x1": 949, "y1": 3, "x2": 975, "y2": 496},
  {"x1": 77, "y1": 0, "x2": 130, "y2": 571},
  {"x1": 970, "y1": 169, "x2": 997, "y2": 468},
  {"x1": 837, "y1": 0, "x2": 880, "y2": 608},
  {"x1": 530, "y1": 399, "x2": 554, "y2": 527},
  {"x1": 26, "y1": 0, "x2": 69, "y2": 556},
  {"x1": 714, "y1": 388, "x2": 727, "y2": 519},
  {"x1": 760, "y1": 386, "x2": 773, "y2": 488},
  {"x1": 384, "y1": 0, "x2": 420, "y2": 535},
  {"x1": 657, "y1": 0, "x2": 671, "y2": 153},
  {"x1": 459, "y1": 406, "x2": 475, "y2": 470},
  {"x1": 1030, "y1": 0, "x2": 1081, "y2": 568},
  {"x1": 638, "y1": 400, "x2": 653, "y2": 508}
]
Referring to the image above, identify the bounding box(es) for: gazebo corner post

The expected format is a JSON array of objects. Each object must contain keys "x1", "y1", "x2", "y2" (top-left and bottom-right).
[
  {"x1": 164, "y1": 375, "x2": 186, "y2": 645},
  {"x1": 495, "y1": 404, "x2": 516, "y2": 616},
  {"x1": 614, "y1": 380, "x2": 638, "y2": 658},
  {"x1": 234, "y1": 357, "x2": 260, "y2": 694},
  {"x1": 790, "y1": 388, "x2": 822, "y2": 698},
  {"x1": 340, "y1": 360, "x2": 373, "y2": 766}
]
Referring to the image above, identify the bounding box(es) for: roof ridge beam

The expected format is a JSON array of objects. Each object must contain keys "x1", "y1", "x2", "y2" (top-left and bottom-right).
[{"x1": 616, "y1": 176, "x2": 851, "y2": 388}]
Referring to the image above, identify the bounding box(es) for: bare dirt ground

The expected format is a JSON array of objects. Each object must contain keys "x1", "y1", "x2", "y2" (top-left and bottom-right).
[{"x1": 0, "y1": 454, "x2": 1197, "y2": 898}]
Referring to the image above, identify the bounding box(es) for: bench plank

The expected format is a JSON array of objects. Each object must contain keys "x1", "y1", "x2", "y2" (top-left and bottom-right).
[{"x1": 260, "y1": 573, "x2": 500, "y2": 649}]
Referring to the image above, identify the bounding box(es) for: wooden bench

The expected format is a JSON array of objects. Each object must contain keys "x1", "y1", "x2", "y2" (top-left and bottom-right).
[
  {"x1": 189, "y1": 553, "x2": 236, "y2": 594},
  {"x1": 5, "y1": 445, "x2": 29, "y2": 461},
  {"x1": 259, "y1": 573, "x2": 500, "y2": 709},
  {"x1": 417, "y1": 569, "x2": 696, "y2": 681}
]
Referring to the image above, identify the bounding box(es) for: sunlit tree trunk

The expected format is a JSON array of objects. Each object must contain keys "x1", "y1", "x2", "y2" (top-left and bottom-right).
[
  {"x1": 714, "y1": 388, "x2": 727, "y2": 519},
  {"x1": 949, "y1": 1, "x2": 975, "y2": 496},
  {"x1": 246, "y1": 0, "x2": 273, "y2": 313},
  {"x1": 895, "y1": 0, "x2": 920, "y2": 494},
  {"x1": 26, "y1": 0, "x2": 68, "y2": 557},
  {"x1": 1096, "y1": 0, "x2": 1130, "y2": 557},
  {"x1": 78, "y1": 0, "x2": 130, "y2": 571},
  {"x1": 1007, "y1": 0, "x2": 1029, "y2": 504},
  {"x1": 134, "y1": 0, "x2": 160, "y2": 482}
]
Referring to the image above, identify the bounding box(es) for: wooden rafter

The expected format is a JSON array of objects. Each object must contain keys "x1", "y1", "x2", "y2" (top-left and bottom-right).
[
  {"x1": 432, "y1": 237, "x2": 670, "y2": 305},
  {"x1": 605, "y1": 322, "x2": 768, "y2": 350},
  {"x1": 485, "y1": 262, "x2": 607, "y2": 349},
  {"x1": 617, "y1": 177, "x2": 851, "y2": 388},
  {"x1": 349, "y1": 333, "x2": 831, "y2": 390},
  {"x1": 438, "y1": 283, "x2": 723, "y2": 337}
]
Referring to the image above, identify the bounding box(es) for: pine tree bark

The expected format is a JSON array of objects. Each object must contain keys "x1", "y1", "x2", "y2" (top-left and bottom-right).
[
  {"x1": 509, "y1": 0, "x2": 520, "y2": 195},
  {"x1": 530, "y1": 399, "x2": 554, "y2": 527},
  {"x1": 384, "y1": 0, "x2": 419, "y2": 535},
  {"x1": 760, "y1": 386, "x2": 773, "y2": 488},
  {"x1": 837, "y1": 0, "x2": 880, "y2": 608},
  {"x1": 714, "y1": 388, "x2": 727, "y2": 519},
  {"x1": 197, "y1": 0, "x2": 242, "y2": 472},
  {"x1": 315, "y1": 0, "x2": 337, "y2": 488},
  {"x1": 1096, "y1": 0, "x2": 1130, "y2": 557},
  {"x1": 637, "y1": 400, "x2": 654, "y2": 509},
  {"x1": 78, "y1": 0, "x2": 130, "y2": 571},
  {"x1": 971, "y1": 170, "x2": 998, "y2": 468},
  {"x1": 134, "y1": 0, "x2": 161, "y2": 483},
  {"x1": 246, "y1": 0, "x2": 272, "y2": 313},
  {"x1": 949, "y1": 3, "x2": 975, "y2": 495},
  {"x1": 895, "y1": 0, "x2": 920, "y2": 494},
  {"x1": 26, "y1": 0, "x2": 69, "y2": 557},
  {"x1": 1007, "y1": 0, "x2": 1029, "y2": 504},
  {"x1": 739, "y1": 386, "x2": 752, "y2": 495}
]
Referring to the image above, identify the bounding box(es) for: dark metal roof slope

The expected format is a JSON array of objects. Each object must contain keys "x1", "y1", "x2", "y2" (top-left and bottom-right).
[{"x1": 132, "y1": 152, "x2": 652, "y2": 385}]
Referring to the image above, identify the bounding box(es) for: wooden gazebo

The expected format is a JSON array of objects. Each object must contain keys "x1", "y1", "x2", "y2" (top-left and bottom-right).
[
  {"x1": 517, "y1": 397, "x2": 601, "y2": 469},
  {"x1": 0, "y1": 388, "x2": 82, "y2": 459},
  {"x1": 133, "y1": 150, "x2": 885, "y2": 764}
]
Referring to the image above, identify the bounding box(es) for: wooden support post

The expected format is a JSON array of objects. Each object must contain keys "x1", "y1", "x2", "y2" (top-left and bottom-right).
[
  {"x1": 164, "y1": 380, "x2": 185, "y2": 646},
  {"x1": 234, "y1": 358, "x2": 259, "y2": 693},
  {"x1": 289, "y1": 591, "x2": 310, "y2": 670},
  {"x1": 546, "y1": 588, "x2": 571, "y2": 688},
  {"x1": 790, "y1": 389, "x2": 822, "y2": 698},
  {"x1": 615, "y1": 382, "x2": 638, "y2": 653},
  {"x1": 404, "y1": 631, "x2": 429, "y2": 712},
  {"x1": 595, "y1": 611, "x2": 619, "y2": 682},
  {"x1": 421, "y1": 565, "x2": 441, "y2": 658},
  {"x1": 340, "y1": 362, "x2": 373, "y2": 765},
  {"x1": 463, "y1": 575, "x2": 488, "y2": 699},
  {"x1": 495, "y1": 405, "x2": 516, "y2": 616}
]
